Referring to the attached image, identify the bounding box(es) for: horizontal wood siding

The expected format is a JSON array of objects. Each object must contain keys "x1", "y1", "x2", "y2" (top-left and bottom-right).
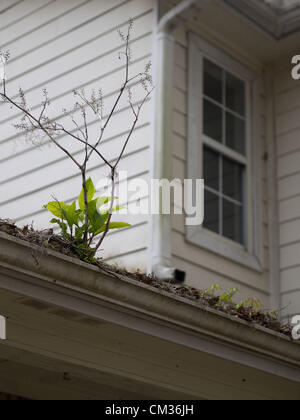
[
  {"x1": 275, "y1": 62, "x2": 300, "y2": 318},
  {"x1": 0, "y1": 0, "x2": 155, "y2": 271}
]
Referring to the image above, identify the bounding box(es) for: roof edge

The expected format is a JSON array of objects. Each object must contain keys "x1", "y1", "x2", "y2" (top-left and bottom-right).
[
  {"x1": 222, "y1": 0, "x2": 300, "y2": 39},
  {"x1": 0, "y1": 231, "x2": 299, "y2": 382}
]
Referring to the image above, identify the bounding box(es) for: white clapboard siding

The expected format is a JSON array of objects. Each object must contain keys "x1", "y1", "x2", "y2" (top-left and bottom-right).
[
  {"x1": 0, "y1": 1, "x2": 24, "y2": 14},
  {"x1": 0, "y1": 0, "x2": 92, "y2": 50},
  {"x1": 3, "y1": 16, "x2": 153, "y2": 98},
  {"x1": 0, "y1": 0, "x2": 155, "y2": 272},
  {"x1": 7, "y1": 1, "x2": 151, "y2": 77},
  {"x1": 105, "y1": 249, "x2": 148, "y2": 273},
  {"x1": 0, "y1": 0, "x2": 55, "y2": 29},
  {"x1": 282, "y1": 291, "x2": 300, "y2": 319},
  {"x1": 274, "y1": 62, "x2": 300, "y2": 318},
  {"x1": 170, "y1": 28, "x2": 270, "y2": 303}
]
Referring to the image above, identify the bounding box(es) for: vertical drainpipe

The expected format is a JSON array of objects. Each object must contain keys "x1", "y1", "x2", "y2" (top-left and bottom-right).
[
  {"x1": 148, "y1": 0, "x2": 209, "y2": 281},
  {"x1": 148, "y1": 3, "x2": 175, "y2": 280}
]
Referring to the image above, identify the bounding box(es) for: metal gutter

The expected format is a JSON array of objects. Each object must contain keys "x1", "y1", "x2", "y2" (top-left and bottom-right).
[
  {"x1": 0, "y1": 232, "x2": 299, "y2": 383},
  {"x1": 157, "y1": 0, "x2": 210, "y2": 33}
]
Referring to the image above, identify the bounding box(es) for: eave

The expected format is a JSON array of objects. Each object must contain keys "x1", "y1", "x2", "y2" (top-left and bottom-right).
[{"x1": 223, "y1": 0, "x2": 300, "y2": 39}]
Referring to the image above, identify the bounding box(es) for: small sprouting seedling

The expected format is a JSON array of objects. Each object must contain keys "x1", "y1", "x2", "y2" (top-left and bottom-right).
[
  {"x1": 217, "y1": 288, "x2": 239, "y2": 306},
  {"x1": 204, "y1": 284, "x2": 220, "y2": 296},
  {"x1": 236, "y1": 297, "x2": 264, "y2": 314},
  {"x1": 43, "y1": 177, "x2": 130, "y2": 261},
  {"x1": 268, "y1": 310, "x2": 279, "y2": 321}
]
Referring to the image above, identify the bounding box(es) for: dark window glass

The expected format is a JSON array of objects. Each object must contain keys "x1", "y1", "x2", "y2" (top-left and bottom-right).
[
  {"x1": 223, "y1": 199, "x2": 243, "y2": 244},
  {"x1": 204, "y1": 190, "x2": 219, "y2": 234},
  {"x1": 202, "y1": 60, "x2": 247, "y2": 245},
  {"x1": 204, "y1": 59, "x2": 223, "y2": 103},
  {"x1": 226, "y1": 72, "x2": 245, "y2": 116},
  {"x1": 226, "y1": 112, "x2": 246, "y2": 155},
  {"x1": 204, "y1": 147, "x2": 219, "y2": 191},
  {"x1": 223, "y1": 157, "x2": 244, "y2": 202},
  {"x1": 203, "y1": 99, "x2": 222, "y2": 143}
]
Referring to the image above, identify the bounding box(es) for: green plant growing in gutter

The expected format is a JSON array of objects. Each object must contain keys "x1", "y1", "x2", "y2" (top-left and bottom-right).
[
  {"x1": 43, "y1": 178, "x2": 129, "y2": 261},
  {"x1": 218, "y1": 288, "x2": 239, "y2": 306},
  {"x1": 0, "y1": 21, "x2": 153, "y2": 260},
  {"x1": 204, "y1": 284, "x2": 279, "y2": 321}
]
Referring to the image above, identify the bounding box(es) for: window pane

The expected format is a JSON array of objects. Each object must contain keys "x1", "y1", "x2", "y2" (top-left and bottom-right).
[
  {"x1": 226, "y1": 72, "x2": 245, "y2": 116},
  {"x1": 204, "y1": 147, "x2": 219, "y2": 191},
  {"x1": 204, "y1": 99, "x2": 223, "y2": 143},
  {"x1": 226, "y1": 112, "x2": 246, "y2": 155},
  {"x1": 223, "y1": 199, "x2": 243, "y2": 244},
  {"x1": 204, "y1": 190, "x2": 219, "y2": 234},
  {"x1": 204, "y1": 59, "x2": 223, "y2": 103},
  {"x1": 223, "y1": 157, "x2": 244, "y2": 202}
]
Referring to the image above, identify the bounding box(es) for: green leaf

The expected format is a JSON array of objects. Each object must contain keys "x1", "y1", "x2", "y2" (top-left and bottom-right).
[
  {"x1": 75, "y1": 226, "x2": 86, "y2": 241},
  {"x1": 95, "y1": 221, "x2": 131, "y2": 235},
  {"x1": 108, "y1": 222, "x2": 131, "y2": 230},
  {"x1": 45, "y1": 201, "x2": 68, "y2": 219},
  {"x1": 87, "y1": 199, "x2": 97, "y2": 218},
  {"x1": 50, "y1": 218, "x2": 61, "y2": 224},
  {"x1": 60, "y1": 222, "x2": 70, "y2": 239},
  {"x1": 76, "y1": 209, "x2": 85, "y2": 222},
  {"x1": 96, "y1": 196, "x2": 111, "y2": 209},
  {"x1": 65, "y1": 201, "x2": 78, "y2": 228},
  {"x1": 88, "y1": 200, "x2": 105, "y2": 233},
  {"x1": 79, "y1": 178, "x2": 95, "y2": 211},
  {"x1": 100, "y1": 206, "x2": 126, "y2": 221},
  {"x1": 96, "y1": 196, "x2": 119, "y2": 209},
  {"x1": 51, "y1": 218, "x2": 69, "y2": 238}
]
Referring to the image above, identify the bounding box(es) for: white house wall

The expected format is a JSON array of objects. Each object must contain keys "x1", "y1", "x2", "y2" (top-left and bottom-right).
[
  {"x1": 0, "y1": 0, "x2": 155, "y2": 272},
  {"x1": 274, "y1": 58, "x2": 300, "y2": 319}
]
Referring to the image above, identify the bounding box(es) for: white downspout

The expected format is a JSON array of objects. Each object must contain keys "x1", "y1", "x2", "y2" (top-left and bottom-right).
[{"x1": 149, "y1": 0, "x2": 210, "y2": 281}]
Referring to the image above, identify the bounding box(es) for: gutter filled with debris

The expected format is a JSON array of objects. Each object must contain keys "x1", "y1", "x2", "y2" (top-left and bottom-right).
[{"x1": 0, "y1": 218, "x2": 293, "y2": 337}]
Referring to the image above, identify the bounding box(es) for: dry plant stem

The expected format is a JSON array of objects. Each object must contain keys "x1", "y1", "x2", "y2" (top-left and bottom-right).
[
  {"x1": 94, "y1": 88, "x2": 152, "y2": 251},
  {"x1": 86, "y1": 30, "x2": 132, "y2": 162},
  {"x1": 0, "y1": 92, "x2": 82, "y2": 169},
  {"x1": 81, "y1": 167, "x2": 89, "y2": 243},
  {"x1": 0, "y1": 92, "x2": 92, "y2": 244},
  {"x1": 95, "y1": 168, "x2": 116, "y2": 252}
]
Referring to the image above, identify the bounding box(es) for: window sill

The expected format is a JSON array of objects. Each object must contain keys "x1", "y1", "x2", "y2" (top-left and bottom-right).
[{"x1": 187, "y1": 226, "x2": 264, "y2": 273}]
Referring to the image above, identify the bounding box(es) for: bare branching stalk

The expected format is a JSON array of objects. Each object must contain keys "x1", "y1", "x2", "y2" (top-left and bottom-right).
[{"x1": 0, "y1": 21, "x2": 153, "y2": 254}]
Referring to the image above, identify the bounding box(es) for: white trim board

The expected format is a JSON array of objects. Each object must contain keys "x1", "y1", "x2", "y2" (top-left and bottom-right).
[{"x1": 221, "y1": 0, "x2": 300, "y2": 39}]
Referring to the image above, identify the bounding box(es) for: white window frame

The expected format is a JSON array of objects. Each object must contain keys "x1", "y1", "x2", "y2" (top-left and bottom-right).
[{"x1": 187, "y1": 33, "x2": 264, "y2": 272}]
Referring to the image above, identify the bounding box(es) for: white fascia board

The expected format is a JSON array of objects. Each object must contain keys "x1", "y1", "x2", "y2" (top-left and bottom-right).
[
  {"x1": 0, "y1": 232, "x2": 299, "y2": 383},
  {"x1": 221, "y1": 0, "x2": 300, "y2": 39}
]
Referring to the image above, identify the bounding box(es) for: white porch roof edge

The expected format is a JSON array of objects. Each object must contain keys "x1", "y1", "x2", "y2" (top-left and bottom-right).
[
  {"x1": 222, "y1": 0, "x2": 300, "y2": 39},
  {"x1": 0, "y1": 232, "x2": 299, "y2": 385}
]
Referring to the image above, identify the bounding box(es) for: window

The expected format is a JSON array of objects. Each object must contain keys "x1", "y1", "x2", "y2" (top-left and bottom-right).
[
  {"x1": 187, "y1": 34, "x2": 264, "y2": 271},
  {"x1": 202, "y1": 58, "x2": 246, "y2": 245}
]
